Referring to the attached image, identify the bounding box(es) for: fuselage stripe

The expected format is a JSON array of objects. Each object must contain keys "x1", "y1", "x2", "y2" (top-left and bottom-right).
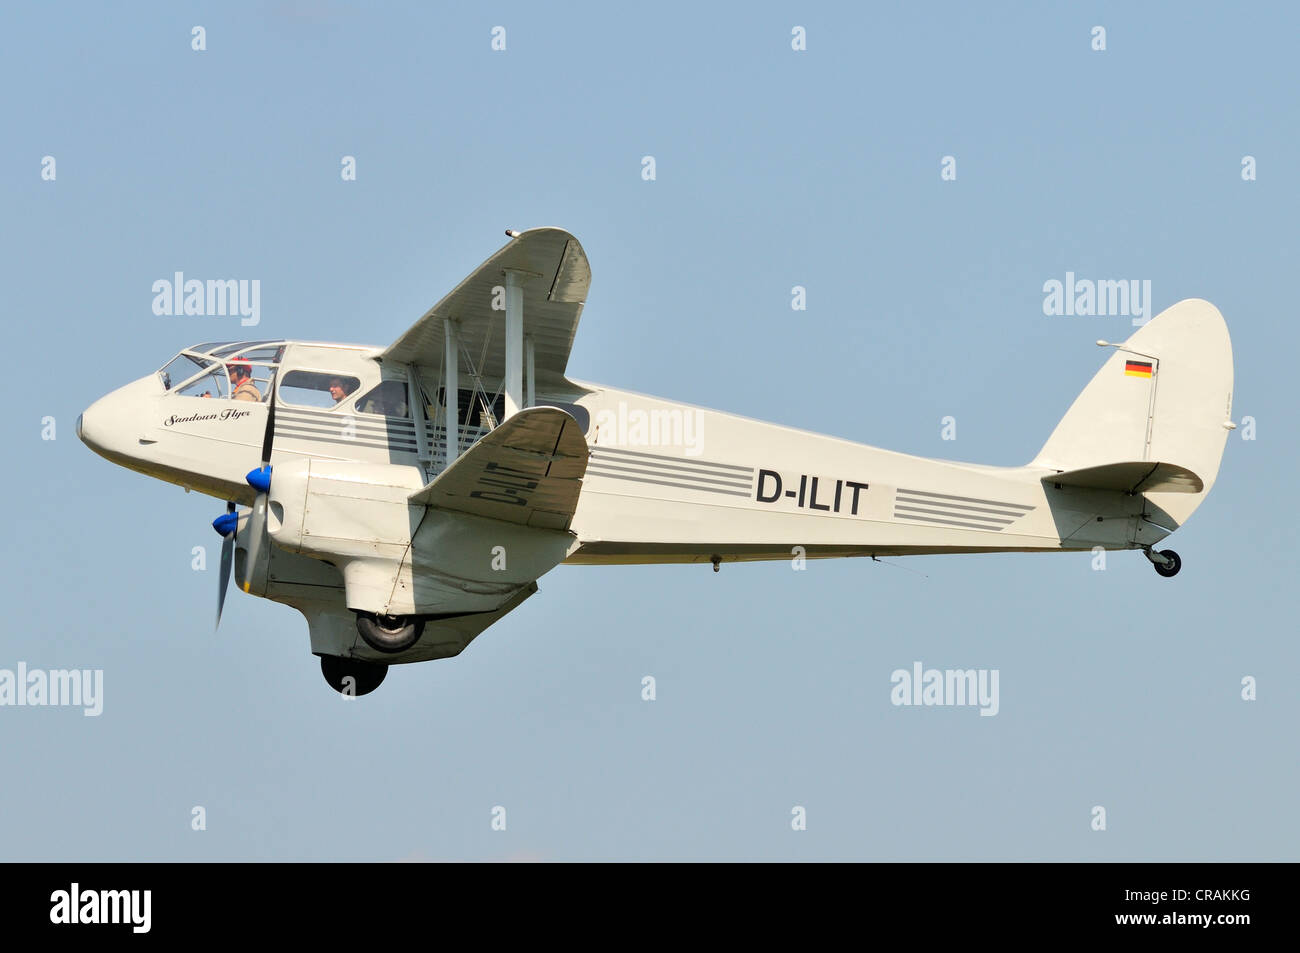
[
  {"x1": 585, "y1": 468, "x2": 751, "y2": 497},
  {"x1": 276, "y1": 413, "x2": 418, "y2": 434},
  {"x1": 589, "y1": 445, "x2": 752, "y2": 475},
  {"x1": 894, "y1": 495, "x2": 1030, "y2": 518},
  {"x1": 894, "y1": 504, "x2": 1013, "y2": 525},
  {"x1": 897, "y1": 487, "x2": 1035, "y2": 511},
  {"x1": 587, "y1": 460, "x2": 753, "y2": 489},
  {"x1": 892, "y1": 511, "x2": 1009, "y2": 532},
  {"x1": 274, "y1": 421, "x2": 419, "y2": 445},
  {"x1": 275, "y1": 429, "x2": 417, "y2": 453}
]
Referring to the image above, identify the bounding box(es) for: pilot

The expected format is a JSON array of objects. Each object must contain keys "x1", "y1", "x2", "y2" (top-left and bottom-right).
[
  {"x1": 328, "y1": 376, "x2": 356, "y2": 404},
  {"x1": 229, "y1": 358, "x2": 261, "y2": 402}
]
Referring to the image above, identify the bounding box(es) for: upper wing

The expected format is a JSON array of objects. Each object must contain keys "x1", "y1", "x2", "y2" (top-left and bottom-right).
[
  {"x1": 408, "y1": 406, "x2": 589, "y2": 530},
  {"x1": 382, "y1": 227, "x2": 591, "y2": 389}
]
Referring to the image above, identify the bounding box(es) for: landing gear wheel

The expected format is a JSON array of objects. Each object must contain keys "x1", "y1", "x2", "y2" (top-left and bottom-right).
[
  {"x1": 355, "y1": 612, "x2": 425, "y2": 654},
  {"x1": 1153, "y1": 549, "x2": 1181, "y2": 578},
  {"x1": 320, "y1": 655, "x2": 388, "y2": 696}
]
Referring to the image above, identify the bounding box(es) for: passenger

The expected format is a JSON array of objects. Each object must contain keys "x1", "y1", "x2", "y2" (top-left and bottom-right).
[
  {"x1": 328, "y1": 376, "x2": 356, "y2": 404},
  {"x1": 229, "y1": 358, "x2": 261, "y2": 402}
]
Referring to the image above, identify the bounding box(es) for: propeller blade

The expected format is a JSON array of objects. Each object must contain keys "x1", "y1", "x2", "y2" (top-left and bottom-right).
[
  {"x1": 215, "y1": 500, "x2": 235, "y2": 629},
  {"x1": 259, "y1": 373, "x2": 277, "y2": 466},
  {"x1": 242, "y1": 375, "x2": 278, "y2": 594},
  {"x1": 217, "y1": 533, "x2": 234, "y2": 627},
  {"x1": 242, "y1": 496, "x2": 265, "y2": 594}
]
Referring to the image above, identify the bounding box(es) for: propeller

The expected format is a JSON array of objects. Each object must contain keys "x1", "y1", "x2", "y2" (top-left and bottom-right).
[
  {"x1": 241, "y1": 375, "x2": 278, "y2": 593},
  {"x1": 209, "y1": 374, "x2": 278, "y2": 628},
  {"x1": 212, "y1": 501, "x2": 238, "y2": 629}
]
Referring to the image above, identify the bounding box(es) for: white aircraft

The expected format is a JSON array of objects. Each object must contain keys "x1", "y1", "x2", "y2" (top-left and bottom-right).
[{"x1": 79, "y1": 228, "x2": 1235, "y2": 695}]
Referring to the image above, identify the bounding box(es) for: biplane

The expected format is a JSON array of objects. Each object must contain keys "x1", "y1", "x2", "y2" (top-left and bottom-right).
[{"x1": 79, "y1": 228, "x2": 1235, "y2": 694}]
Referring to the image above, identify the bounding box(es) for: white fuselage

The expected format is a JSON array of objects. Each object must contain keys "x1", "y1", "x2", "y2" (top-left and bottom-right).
[
  {"x1": 75, "y1": 337, "x2": 1177, "y2": 662},
  {"x1": 80, "y1": 341, "x2": 1160, "y2": 569}
]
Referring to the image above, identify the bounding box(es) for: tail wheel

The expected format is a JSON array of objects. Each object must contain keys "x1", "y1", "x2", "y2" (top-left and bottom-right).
[
  {"x1": 356, "y1": 612, "x2": 425, "y2": 654},
  {"x1": 320, "y1": 655, "x2": 388, "y2": 696},
  {"x1": 1153, "y1": 549, "x2": 1181, "y2": 578}
]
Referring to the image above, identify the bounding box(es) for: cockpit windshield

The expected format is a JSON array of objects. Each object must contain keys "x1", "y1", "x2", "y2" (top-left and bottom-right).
[{"x1": 158, "y1": 341, "x2": 286, "y2": 403}]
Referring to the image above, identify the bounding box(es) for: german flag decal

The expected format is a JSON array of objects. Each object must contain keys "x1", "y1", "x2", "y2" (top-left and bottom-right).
[{"x1": 1124, "y1": 360, "x2": 1153, "y2": 378}]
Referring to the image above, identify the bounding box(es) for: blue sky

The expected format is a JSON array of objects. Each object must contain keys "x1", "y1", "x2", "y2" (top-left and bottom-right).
[{"x1": 1, "y1": 1, "x2": 1295, "y2": 860}]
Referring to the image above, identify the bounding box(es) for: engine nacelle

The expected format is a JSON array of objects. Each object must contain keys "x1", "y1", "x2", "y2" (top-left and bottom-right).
[
  {"x1": 266, "y1": 459, "x2": 423, "y2": 559},
  {"x1": 265, "y1": 458, "x2": 573, "y2": 617}
]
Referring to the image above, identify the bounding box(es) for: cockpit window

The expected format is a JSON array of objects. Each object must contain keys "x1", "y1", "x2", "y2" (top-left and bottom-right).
[
  {"x1": 209, "y1": 341, "x2": 283, "y2": 359},
  {"x1": 355, "y1": 380, "x2": 410, "y2": 418},
  {"x1": 158, "y1": 354, "x2": 226, "y2": 398},
  {"x1": 230, "y1": 346, "x2": 283, "y2": 402},
  {"x1": 179, "y1": 364, "x2": 231, "y2": 399},
  {"x1": 159, "y1": 354, "x2": 207, "y2": 392},
  {"x1": 279, "y1": 370, "x2": 361, "y2": 409},
  {"x1": 163, "y1": 342, "x2": 285, "y2": 403},
  {"x1": 236, "y1": 345, "x2": 284, "y2": 363}
]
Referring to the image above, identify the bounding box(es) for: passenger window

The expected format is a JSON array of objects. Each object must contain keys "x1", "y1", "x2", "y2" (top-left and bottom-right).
[
  {"x1": 279, "y1": 370, "x2": 361, "y2": 409},
  {"x1": 355, "y1": 381, "x2": 410, "y2": 418}
]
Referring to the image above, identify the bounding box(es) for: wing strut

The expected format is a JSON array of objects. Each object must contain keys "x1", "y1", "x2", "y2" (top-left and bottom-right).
[
  {"x1": 445, "y1": 318, "x2": 459, "y2": 466},
  {"x1": 505, "y1": 268, "x2": 524, "y2": 418}
]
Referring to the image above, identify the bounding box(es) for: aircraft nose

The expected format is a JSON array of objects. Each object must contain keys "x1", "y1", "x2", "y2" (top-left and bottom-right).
[
  {"x1": 79, "y1": 374, "x2": 162, "y2": 461},
  {"x1": 79, "y1": 371, "x2": 165, "y2": 460},
  {"x1": 77, "y1": 399, "x2": 109, "y2": 456}
]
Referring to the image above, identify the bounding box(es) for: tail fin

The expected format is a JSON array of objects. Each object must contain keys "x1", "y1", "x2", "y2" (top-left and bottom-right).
[{"x1": 1032, "y1": 298, "x2": 1234, "y2": 528}]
